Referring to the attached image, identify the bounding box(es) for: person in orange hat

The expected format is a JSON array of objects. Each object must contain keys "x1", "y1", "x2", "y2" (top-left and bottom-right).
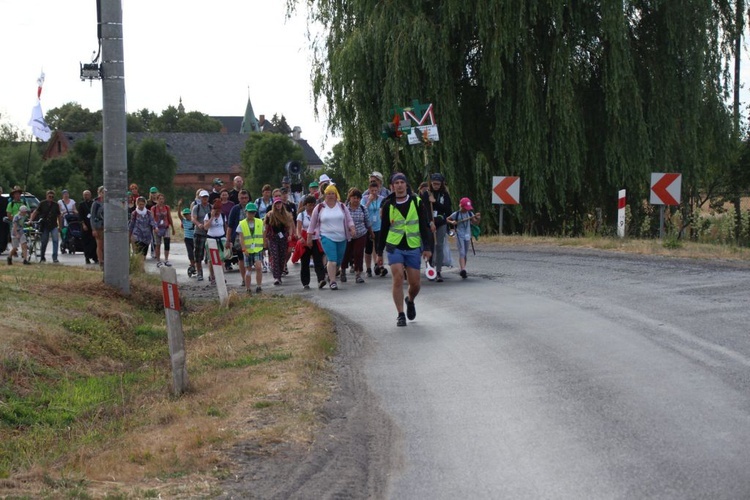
[{"x1": 447, "y1": 197, "x2": 481, "y2": 279}]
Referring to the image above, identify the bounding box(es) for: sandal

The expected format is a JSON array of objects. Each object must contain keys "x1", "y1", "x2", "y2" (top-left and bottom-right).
[{"x1": 330, "y1": 281, "x2": 338, "y2": 290}]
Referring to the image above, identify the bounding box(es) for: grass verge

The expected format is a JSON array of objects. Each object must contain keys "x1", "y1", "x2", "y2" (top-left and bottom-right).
[
  {"x1": 478, "y1": 234, "x2": 750, "y2": 262},
  {"x1": 0, "y1": 265, "x2": 335, "y2": 498}
]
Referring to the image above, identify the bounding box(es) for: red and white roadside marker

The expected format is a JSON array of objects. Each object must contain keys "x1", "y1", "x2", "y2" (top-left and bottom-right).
[
  {"x1": 617, "y1": 189, "x2": 626, "y2": 238},
  {"x1": 207, "y1": 238, "x2": 229, "y2": 306},
  {"x1": 160, "y1": 266, "x2": 188, "y2": 395}
]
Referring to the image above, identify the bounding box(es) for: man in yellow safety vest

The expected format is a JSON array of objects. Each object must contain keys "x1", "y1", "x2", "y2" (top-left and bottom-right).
[{"x1": 376, "y1": 173, "x2": 434, "y2": 327}]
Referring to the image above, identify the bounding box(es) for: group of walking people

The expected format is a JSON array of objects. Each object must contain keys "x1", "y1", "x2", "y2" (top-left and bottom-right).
[
  {"x1": 3, "y1": 168, "x2": 481, "y2": 327},
  {"x1": 176, "y1": 170, "x2": 480, "y2": 327},
  {"x1": 3, "y1": 185, "x2": 104, "y2": 267},
  {"x1": 188, "y1": 172, "x2": 480, "y2": 326}
]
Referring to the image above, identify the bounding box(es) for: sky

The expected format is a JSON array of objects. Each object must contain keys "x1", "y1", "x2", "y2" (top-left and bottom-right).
[{"x1": 0, "y1": 0, "x2": 338, "y2": 158}]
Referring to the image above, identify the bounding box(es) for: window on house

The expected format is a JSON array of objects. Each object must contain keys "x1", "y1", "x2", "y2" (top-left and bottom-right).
[{"x1": 197, "y1": 175, "x2": 205, "y2": 181}]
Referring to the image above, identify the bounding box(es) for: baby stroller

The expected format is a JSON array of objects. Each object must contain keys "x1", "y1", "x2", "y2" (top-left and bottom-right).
[{"x1": 61, "y1": 213, "x2": 85, "y2": 255}]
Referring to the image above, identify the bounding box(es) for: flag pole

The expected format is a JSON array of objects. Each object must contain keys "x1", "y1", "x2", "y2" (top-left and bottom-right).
[{"x1": 24, "y1": 140, "x2": 33, "y2": 190}]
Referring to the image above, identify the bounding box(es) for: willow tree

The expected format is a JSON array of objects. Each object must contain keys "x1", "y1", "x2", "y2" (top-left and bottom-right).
[{"x1": 300, "y1": 0, "x2": 735, "y2": 234}]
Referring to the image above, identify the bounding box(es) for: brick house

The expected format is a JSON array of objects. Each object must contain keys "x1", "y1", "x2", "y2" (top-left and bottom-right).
[{"x1": 43, "y1": 128, "x2": 323, "y2": 192}]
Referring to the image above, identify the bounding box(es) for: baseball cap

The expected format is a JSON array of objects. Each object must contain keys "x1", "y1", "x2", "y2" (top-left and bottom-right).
[
  {"x1": 282, "y1": 176, "x2": 290, "y2": 184},
  {"x1": 149, "y1": 186, "x2": 158, "y2": 193},
  {"x1": 319, "y1": 174, "x2": 331, "y2": 184},
  {"x1": 245, "y1": 202, "x2": 258, "y2": 212},
  {"x1": 212, "y1": 178, "x2": 223, "y2": 185},
  {"x1": 181, "y1": 208, "x2": 191, "y2": 215},
  {"x1": 19, "y1": 205, "x2": 29, "y2": 213},
  {"x1": 199, "y1": 190, "x2": 210, "y2": 197},
  {"x1": 370, "y1": 171, "x2": 384, "y2": 182},
  {"x1": 309, "y1": 181, "x2": 319, "y2": 188},
  {"x1": 272, "y1": 197, "x2": 283, "y2": 204},
  {"x1": 460, "y1": 197, "x2": 473, "y2": 210}
]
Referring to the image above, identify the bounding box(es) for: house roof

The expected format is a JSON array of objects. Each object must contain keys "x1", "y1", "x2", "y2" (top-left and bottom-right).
[
  {"x1": 295, "y1": 139, "x2": 323, "y2": 168},
  {"x1": 213, "y1": 116, "x2": 244, "y2": 134},
  {"x1": 56, "y1": 131, "x2": 323, "y2": 174}
]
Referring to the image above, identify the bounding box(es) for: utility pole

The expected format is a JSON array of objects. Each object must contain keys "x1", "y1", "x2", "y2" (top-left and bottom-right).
[{"x1": 100, "y1": 0, "x2": 129, "y2": 293}]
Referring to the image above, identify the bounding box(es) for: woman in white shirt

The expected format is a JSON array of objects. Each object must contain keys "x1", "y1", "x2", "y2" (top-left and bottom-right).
[
  {"x1": 203, "y1": 199, "x2": 228, "y2": 284},
  {"x1": 306, "y1": 185, "x2": 355, "y2": 290},
  {"x1": 58, "y1": 189, "x2": 77, "y2": 254}
]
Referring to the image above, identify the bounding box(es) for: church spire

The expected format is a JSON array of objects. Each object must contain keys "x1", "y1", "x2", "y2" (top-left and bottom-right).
[{"x1": 240, "y1": 88, "x2": 259, "y2": 133}]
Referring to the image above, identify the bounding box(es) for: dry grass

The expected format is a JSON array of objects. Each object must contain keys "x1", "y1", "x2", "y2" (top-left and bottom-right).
[
  {"x1": 0, "y1": 265, "x2": 335, "y2": 498},
  {"x1": 477, "y1": 234, "x2": 750, "y2": 261}
]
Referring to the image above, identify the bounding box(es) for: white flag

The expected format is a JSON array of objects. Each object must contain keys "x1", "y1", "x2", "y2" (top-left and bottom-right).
[
  {"x1": 37, "y1": 71, "x2": 45, "y2": 99},
  {"x1": 29, "y1": 100, "x2": 51, "y2": 141}
]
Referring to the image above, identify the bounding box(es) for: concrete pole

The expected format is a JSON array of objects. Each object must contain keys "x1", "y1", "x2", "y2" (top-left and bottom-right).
[{"x1": 100, "y1": 0, "x2": 129, "y2": 293}]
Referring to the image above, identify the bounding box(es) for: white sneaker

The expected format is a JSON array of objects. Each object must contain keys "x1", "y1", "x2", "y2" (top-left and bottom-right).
[
  {"x1": 156, "y1": 261, "x2": 164, "y2": 268},
  {"x1": 164, "y1": 260, "x2": 172, "y2": 267}
]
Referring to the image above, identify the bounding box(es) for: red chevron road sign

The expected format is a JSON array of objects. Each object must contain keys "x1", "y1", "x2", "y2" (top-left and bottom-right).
[
  {"x1": 650, "y1": 173, "x2": 681, "y2": 206},
  {"x1": 492, "y1": 176, "x2": 520, "y2": 205}
]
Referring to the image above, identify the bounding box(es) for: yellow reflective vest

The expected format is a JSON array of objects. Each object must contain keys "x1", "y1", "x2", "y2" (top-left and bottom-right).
[
  {"x1": 386, "y1": 198, "x2": 421, "y2": 249},
  {"x1": 239, "y1": 217, "x2": 264, "y2": 254}
]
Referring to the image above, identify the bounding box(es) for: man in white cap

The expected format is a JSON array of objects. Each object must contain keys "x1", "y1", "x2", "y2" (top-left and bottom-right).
[
  {"x1": 191, "y1": 190, "x2": 212, "y2": 281},
  {"x1": 370, "y1": 171, "x2": 390, "y2": 197}
]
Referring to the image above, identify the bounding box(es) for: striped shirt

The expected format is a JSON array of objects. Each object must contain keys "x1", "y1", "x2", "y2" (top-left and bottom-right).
[
  {"x1": 347, "y1": 203, "x2": 370, "y2": 238},
  {"x1": 182, "y1": 218, "x2": 195, "y2": 239}
]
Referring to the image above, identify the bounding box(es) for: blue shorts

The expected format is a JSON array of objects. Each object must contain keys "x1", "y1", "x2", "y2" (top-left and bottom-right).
[
  {"x1": 387, "y1": 247, "x2": 422, "y2": 269},
  {"x1": 244, "y1": 251, "x2": 261, "y2": 267},
  {"x1": 457, "y1": 238, "x2": 470, "y2": 259},
  {"x1": 320, "y1": 236, "x2": 347, "y2": 264}
]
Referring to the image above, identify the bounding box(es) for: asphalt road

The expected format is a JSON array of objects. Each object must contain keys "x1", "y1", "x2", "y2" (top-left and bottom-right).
[
  {"x1": 52, "y1": 241, "x2": 750, "y2": 498},
  {"x1": 302, "y1": 245, "x2": 750, "y2": 499}
]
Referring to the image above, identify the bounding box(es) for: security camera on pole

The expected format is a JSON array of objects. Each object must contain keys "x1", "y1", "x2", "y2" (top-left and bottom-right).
[{"x1": 285, "y1": 160, "x2": 304, "y2": 203}]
